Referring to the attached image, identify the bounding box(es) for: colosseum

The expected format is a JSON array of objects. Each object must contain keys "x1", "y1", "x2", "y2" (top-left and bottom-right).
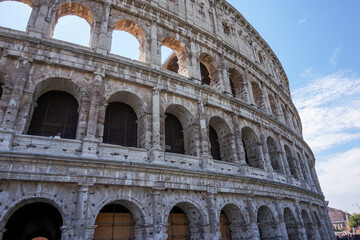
[{"x1": 0, "y1": 0, "x2": 335, "y2": 239}]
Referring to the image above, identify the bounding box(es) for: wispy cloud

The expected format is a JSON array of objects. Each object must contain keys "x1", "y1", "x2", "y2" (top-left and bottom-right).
[
  {"x1": 329, "y1": 47, "x2": 341, "y2": 67},
  {"x1": 317, "y1": 148, "x2": 360, "y2": 214},
  {"x1": 293, "y1": 71, "x2": 360, "y2": 152},
  {"x1": 298, "y1": 18, "x2": 307, "y2": 24}
]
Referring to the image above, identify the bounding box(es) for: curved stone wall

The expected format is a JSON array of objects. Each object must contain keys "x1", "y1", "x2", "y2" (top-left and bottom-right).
[{"x1": 0, "y1": 0, "x2": 335, "y2": 239}]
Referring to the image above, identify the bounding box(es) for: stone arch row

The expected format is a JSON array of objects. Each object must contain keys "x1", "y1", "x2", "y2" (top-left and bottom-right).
[
  {"x1": 0, "y1": 73, "x2": 318, "y2": 189},
  {"x1": 0, "y1": 195, "x2": 331, "y2": 240},
  {"x1": 0, "y1": 0, "x2": 301, "y2": 135}
]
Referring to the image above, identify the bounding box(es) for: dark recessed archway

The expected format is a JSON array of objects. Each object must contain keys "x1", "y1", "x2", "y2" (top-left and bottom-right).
[{"x1": 3, "y1": 202, "x2": 63, "y2": 240}]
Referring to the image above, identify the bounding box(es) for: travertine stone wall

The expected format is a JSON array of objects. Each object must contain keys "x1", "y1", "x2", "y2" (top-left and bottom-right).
[{"x1": 0, "y1": 0, "x2": 334, "y2": 239}]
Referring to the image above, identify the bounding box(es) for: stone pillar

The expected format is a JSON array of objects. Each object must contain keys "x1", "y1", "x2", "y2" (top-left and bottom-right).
[
  {"x1": 301, "y1": 150, "x2": 314, "y2": 189},
  {"x1": 278, "y1": 136, "x2": 294, "y2": 184},
  {"x1": 81, "y1": 71, "x2": 104, "y2": 157},
  {"x1": 73, "y1": 185, "x2": 91, "y2": 240},
  {"x1": 189, "y1": 41, "x2": 201, "y2": 82},
  {"x1": 244, "y1": 70, "x2": 255, "y2": 105},
  {"x1": 321, "y1": 204, "x2": 336, "y2": 240},
  {"x1": 60, "y1": 226, "x2": 75, "y2": 240},
  {"x1": 149, "y1": 23, "x2": 161, "y2": 68},
  {"x1": 95, "y1": 1, "x2": 111, "y2": 54},
  {"x1": 294, "y1": 201, "x2": 309, "y2": 240},
  {"x1": 28, "y1": 0, "x2": 50, "y2": 37},
  {"x1": 231, "y1": 114, "x2": 246, "y2": 166},
  {"x1": 276, "y1": 98, "x2": 286, "y2": 124},
  {"x1": 260, "y1": 133, "x2": 274, "y2": 178},
  {"x1": 152, "y1": 188, "x2": 167, "y2": 240},
  {"x1": 206, "y1": 192, "x2": 220, "y2": 240},
  {"x1": 291, "y1": 143, "x2": 305, "y2": 181},
  {"x1": 149, "y1": 86, "x2": 164, "y2": 163},
  {"x1": 245, "y1": 197, "x2": 260, "y2": 240},
  {"x1": 275, "y1": 200, "x2": 289, "y2": 240},
  {"x1": 220, "y1": 56, "x2": 231, "y2": 94},
  {"x1": 197, "y1": 98, "x2": 210, "y2": 169},
  {"x1": 262, "y1": 87, "x2": 273, "y2": 116},
  {"x1": 0, "y1": 57, "x2": 32, "y2": 150}
]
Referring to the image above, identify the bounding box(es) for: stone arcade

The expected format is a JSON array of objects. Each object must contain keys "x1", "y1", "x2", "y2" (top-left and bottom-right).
[{"x1": 0, "y1": 0, "x2": 335, "y2": 239}]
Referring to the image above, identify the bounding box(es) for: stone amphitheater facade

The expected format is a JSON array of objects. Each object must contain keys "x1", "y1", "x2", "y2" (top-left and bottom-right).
[{"x1": 0, "y1": 0, "x2": 335, "y2": 239}]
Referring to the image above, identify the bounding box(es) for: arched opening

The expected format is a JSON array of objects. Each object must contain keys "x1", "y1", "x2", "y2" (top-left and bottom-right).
[
  {"x1": 0, "y1": 1, "x2": 32, "y2": 32},
  {"x1": 221, "y1": 204, "x2": 249, "y2": 239},
  {"x1": 161, "y1": 37, "x2": 188, "y2": 77},
  {"x1": 284, "y1": 145, "x2": 298, "y2": 179},
  {"x1": 257, "y1": 206, "x2": 278, "y2": 240},
  {"x1": 297, "y1": 152, "x2": 307, "y2": 180},
  {"x1": 208, "y1": 116, "x2": 234, "y2": 162},
  {"x1": 28, "y1": 91, "x2": 79, "y2": 139},
  {"x1": 251, "y1": 81, "x2": 265, "y2": 111},
  {"x1": 313, "y1": 211, "x2": 325, "y2": 240},
  {"x1": 164, "y1": 105, "x2": 196, "y2": 156},
  {"x1": 267, "y1": 137, "x2": 284, "y2": 174},
  {"x1": 51, "y1": 3, "x2": 94, "y2": 47},
  {"x1": 166, "y1": 202, "x2": 204, "y2": 240},
  {"x1": 209, "y1": 125, "x2": 221, "y2": 160},
  {"x1": 302, "y1": 210, "x2": 315, "y2": 240},
  {"x1": 220, "y1": 211, "x2": 231, "y2": 240},
  {"x1": 103, "y1": 102, "x2": 137, "y2": 147},
  {"x1": 166, "y1": 206, "x2": 190, "y2": 240},
  {"x1": 281, "y1": 104, "x2": 290, "y2": 127},
  {"x1": 111, "y1": 20, "x2": 146, "y2": 62},
  {"x1": 284, "y1": 208, "x2": 299, "y2": 240},
  {"x1": 3, "y1": 202, "x2": 63, "y2": 240},
  {"x1": 228, "y1": 68, "x2": 247, "y2": 101},
  {"x1": 199, "y1": 53, "x2": 218, "y2": 87},
  {"x1": 268, "y1": 94, "x2": 278, "y2": 118},
  {"x1": 94, "y1": 203, "x2": 135, "y2": 240},
  {"x1": 165, "y1": 113, "x2": 184, "y2": 154},
  {"x1": 242, "y1": 127, "x2": 264, "y2": 169}
]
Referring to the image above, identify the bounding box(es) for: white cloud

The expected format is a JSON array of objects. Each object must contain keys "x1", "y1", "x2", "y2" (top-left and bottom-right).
[
  {"x1": 329, "y1": 47, "x2": 341, "y2": 67},
  {"x1": 317, "y1": 148, "x2": 360, "y2": 214},
  {"x1": 298, "y1": 18, "x2": 307, "y2": 24},
  {"x1": 293, "y1": 71, "x2": 360, "y2": 152}
]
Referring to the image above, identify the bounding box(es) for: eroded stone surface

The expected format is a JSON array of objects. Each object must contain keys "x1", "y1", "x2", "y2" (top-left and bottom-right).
[{"x1": 0, "y1": 0, "x2": 334, "y2": 239}]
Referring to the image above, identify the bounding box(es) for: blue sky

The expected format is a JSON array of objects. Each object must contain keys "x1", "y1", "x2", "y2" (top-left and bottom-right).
[{"x1": 1, "y1": 1, "x2": 359, "y2": 213}]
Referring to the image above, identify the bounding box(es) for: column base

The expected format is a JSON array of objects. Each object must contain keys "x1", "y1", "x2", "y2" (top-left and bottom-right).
[
  {"x1": 81, "y1": 138, "x2": 100, "y2": 158},
  {"x1": 0, "y1": 129, "x2": 15, "y2": 150}
]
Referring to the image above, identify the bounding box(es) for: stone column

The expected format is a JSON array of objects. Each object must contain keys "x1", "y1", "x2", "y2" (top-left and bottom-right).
[
  {"x1": 95, "y1": 1, "x2": 111, "y2": 54},
  {"x1": 321, "y1": 204, "x2": 336, "y2": 240},
  {"x1": 81, "y1": 71, "x2": 104, "y2": 157},
  {"x1": 278, "y1": 136, "x2": 294, "y2": 184},
  {"x1": 231, "y1": 114, "x2": 246, "y2": 166},
  {"x1": 291, "y1": 143, "x2": 305, "y2": 181},
  {"x1": 28, "y1": 0, "x2": 50, "y2": 37},
  {"x1": 245, "y1": 197, "x2": 260, "y2": 240},
  {"x1": 74, "y1": 185, "x2": 91, "y2": 240},
  {"x1": 0, "y1": 57, "x2": 32, "y2": 150},
  {"x1": 189, "y1": 41, "x2": 201, "y2": 82},
  {"x1": 149, "y1": 86, "x2": 164, "y2": 163},
  {"x1": 260, "y1": 133, "x2": 274, "y2": 178},
  {"x1": 294, "y1": 201, "x2": 309, "y2": 240},
  {"x1": 197, "y1": 98, "x2": 210, "y2": 169},
  {"x1": 149, "y1": 23, "x2": 161, "y2": 69},
  {"x1": 206, "y1": 192, "x2": 221, "y2": 240},
  {"x1": 301, "y1": 150, "x2": 314, "y2": 189},
  {"x1": 276, "y1": 98, "x2": 286, "y2": 124},
  {"x1": 275, "y1": 200, "x2": 289, "y2": 240},
  {"x1": 152, "y1": 188, "x2": 167, "y2": 240},
  {"x1": 244, "y1": 70, "x2": 255, "y2": 105},
  {"x1": 262, "y1": 87, "x2": 273, "y2": 116},
  {"x1": 220, "y1": 56, "x2": 231, "y2": 94}
]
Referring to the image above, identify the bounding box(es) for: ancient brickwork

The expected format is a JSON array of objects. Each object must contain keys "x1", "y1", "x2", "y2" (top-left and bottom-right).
[{"x1": 0, "y1": 0, "x2": 334, "y2": 239}]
